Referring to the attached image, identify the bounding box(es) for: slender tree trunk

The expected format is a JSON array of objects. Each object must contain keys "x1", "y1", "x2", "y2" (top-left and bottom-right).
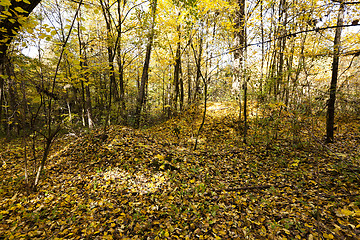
[
  {"x1": 134, "y1": 0, "x2": 157, "y2": 128},
  {"x1": 117, "y1": 1, "x2": 126, "y2": 123},
  {"x1": 326, "y1": 2, "x2": 344, "y2": 143},
  {"x1": 173, "y1": 28, "x2": 182, "y2": 112},
  {"x1": 21, "y1": 79, "x2": 29, "y2": 186},
  {"x1": 194, "y1": 76, "x2": 207, "y2": 151},
  {"x1": 179, "y1": 63, "x2": 184, "y2": 111},
  {"x1": 100, "y1": 0, "x2": 121, "y2": 130},
  {"x1": 187, "y1": 52, "x2": 192, "y2": 106},
  {"x1": 33, "y1": 0, "x2": 82, "y2": 190},
  {"x1": 118, "y1": 54, "x2": 126, "y2": 122},
  {"x1": 260, "y1": 0, "x2": 264, "y2": 95},
  {"x1": 243, "y1": 79, "x2": 248, "y2": 143},
  {"x1": 234, "y1": 0, "x2": 246, "y2": 130},
  {"x1": 85, "y1": 85, "x2": 94, "y2": 128},
  {"x1": 292, "y1": 32, "x2": 307, "y2": 108},
  {"x1": 6, "y1": 56, "x2": 18, "y2": 136},
  {"x1": 0, "y1": 60, "x2": 5, "y2": 133},
  {"x1": 275, "y1": 0, "x2": 287, "y2": 100},
  {"x1": 33, "y1": 132, "x2": 58, "y2": 189},
  {"x1": 191, "y1": 44, "x2": 207, "y2": 151},
  {"x1": 80, "y1": 80, "x2": 86, "y2": 126},
  {"x1": 78, "y1": 17, "x2": 94, "y2": 128},
  {"x1": 193, "y1": 36, "x2": 203, "y2": 103}
]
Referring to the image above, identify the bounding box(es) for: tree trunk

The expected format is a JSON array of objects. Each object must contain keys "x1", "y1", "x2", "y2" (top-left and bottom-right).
[
  {"x1": 234, "y1": 0, "x2": 246, "y2": 129},
  {"x1": 0, "y1": 59, "x2": 5, "y2": 133},
  {"x1": 187, "y1": 52, "x2": 192, "y2": 106},
  {"x1": 326, "y1": 2, "x2": 344, "y2": 143},
  {"x1": 173, "y1": 29, "x2": 182, "y2": 113},
  {"x1": 243, "y1": 79, "x2": 248, "y2": 143},
  {"x1": 78, "y1": 17, "x2": 94, "y2": 128},
  {"x1": 118, "y1": 54, "x2": 126, "y2": 122},
  {"x1": 134, "y1": 0, "x2": 157, "y2": 128},
  {"x1": 193, "y1": 36, "x2": 203, "y2": 103},
  {"x1": 6, "y1": 56, "x2": 18, "y2": 136},
  {"x1": 117, "y1": 0, "x2": 126, "y2": 123},
  {"x1": 85, "y1": 85, "x2": 94, "y2": 128},
  {"x1": 179, "y1": 63, "x2": 184, "y2": 111},
  {"x1": 100, "y1": 0, "x2": 120, "y2": 131},
  {"x1": 260, "y1": 0, "x2": 264, "y2": 95}
]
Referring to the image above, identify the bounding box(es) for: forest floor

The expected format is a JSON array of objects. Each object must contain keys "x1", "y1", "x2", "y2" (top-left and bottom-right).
[{"x1": 1, "y1": 101, "x2": 360, "y2": 239}]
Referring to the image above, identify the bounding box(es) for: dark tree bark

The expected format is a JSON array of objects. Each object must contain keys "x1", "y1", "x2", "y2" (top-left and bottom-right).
[
  {"x1": 275, "y1": 0, "x2": 287, "y2": 100},
  {"x1": 192, "y1": 35, "x2": 203, "y2": 103},
  {"x1": 117, "y1": 0, "x2": 126, "y2": 122},
  {"x1": 7, "y1": 57, "x2": 18, "y2": 134},
  {"x1": 243, "y1": 79, "x2": 248, "y2": 143},
  {"x1": 234, "y1": 0, "x2": 246, "y2": 134},
  {"x1": 0, "y1": 75, "x2": 3, "y2": 131},
  {"x1": 100, "y1": 0, "x2": 121, "y2": 130},
  {"x1": 118, "y1": 49, "x2": 126, "y2": 122},
  {"x1": 260, "y1": 0, "x2": 264, "y2": 94},
  {"x1": 172, "y1": 27, "x2": 181, "y2": 113},
  {"x1": 326, "y1": 2, "x2": 344, "y2": 143},
  {"x1": 187, "y1": 51, "x2": 192, "y2": 106},
  {"x1": 179, "y1": 63, "x2": 184, "y2": 111},
  {"x1": 134, "y1": 0, "x2": 157, "y2": 128}
]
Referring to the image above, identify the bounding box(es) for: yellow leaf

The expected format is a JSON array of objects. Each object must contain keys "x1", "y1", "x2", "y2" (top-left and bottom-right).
[
  {"x1": 336, "y1": 208, "x2": 354, "y2": 217},
  {"x1": 155, "y1": 154, "x2": 165, "y2": 160},
  {"x1": 0, "y1": 0, "x2": 11, "y2": 7},
  {"x1": 323, "y1": 233, "x2": 334, "y2": 239},
  {"x1": 2, "y1": 10, "x2": 12, "y2": 16},
  {"x1": 14, "y1": 7, "x2": 27, "y2": 13},
  {"x1": 354, "y1": 209, "x2": 360, "y2": 217},
  {"x1": 305, "y1": 223, "x2": 312, "y2": 228},
  {"x1": 283, "y1": 228, "x2": 290, "y2": 234},
  {"x1": 164, "y1": 230, "x2": 169, "y2": 237}
]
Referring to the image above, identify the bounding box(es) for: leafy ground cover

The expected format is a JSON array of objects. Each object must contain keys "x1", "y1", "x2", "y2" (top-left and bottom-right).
[{"x1": 1, "y1": 102, "x2": 360, "y2": 239}]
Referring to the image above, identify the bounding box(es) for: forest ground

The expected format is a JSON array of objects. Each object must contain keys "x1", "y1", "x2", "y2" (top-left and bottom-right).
[{"x1": 1, "y1": 101, "x2": 360, "y2": 239}]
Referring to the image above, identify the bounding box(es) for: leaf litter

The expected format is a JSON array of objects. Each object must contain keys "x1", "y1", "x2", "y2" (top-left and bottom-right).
[{"x1": 0, "y1": 102, "x2": 360, "y2": 239}]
